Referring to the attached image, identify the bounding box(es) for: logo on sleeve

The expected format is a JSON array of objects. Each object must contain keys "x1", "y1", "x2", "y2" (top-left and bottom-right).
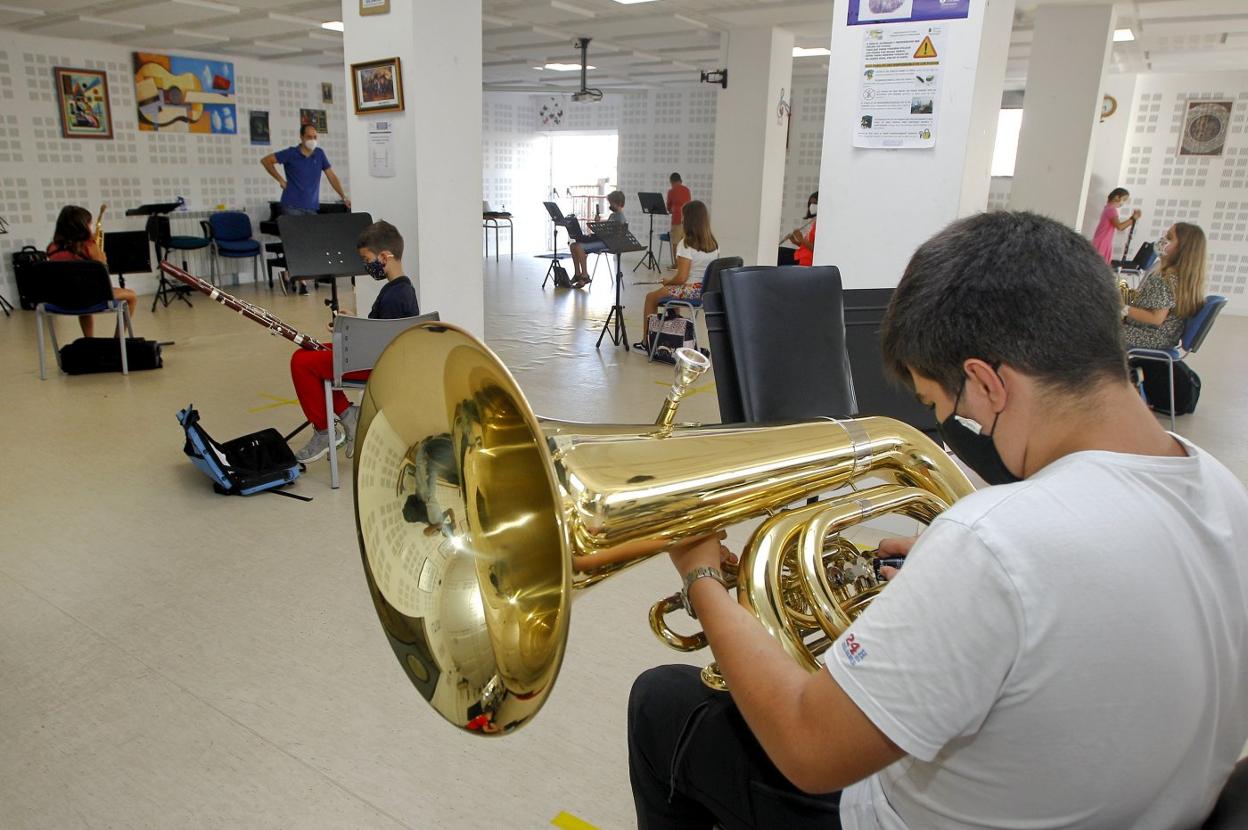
[{"x1": 840, "y1": 633, "x2": 868, "y2": 666}]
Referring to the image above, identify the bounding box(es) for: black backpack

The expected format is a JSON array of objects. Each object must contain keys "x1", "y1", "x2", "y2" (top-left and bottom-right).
[
  {"x1": 1137, "y1": 360, "x2": 1201, "y2": 416},
  {"x1": 12, "y1": 245, "x2": 48, "y2": 310},
  {"x1": 60, "y1": 337, "x2": 163, "y2": 374}
]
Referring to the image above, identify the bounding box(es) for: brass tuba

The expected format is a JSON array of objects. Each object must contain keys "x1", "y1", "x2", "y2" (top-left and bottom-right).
[{"x1": 353, "y1": 323, "x2": 974, "y2": 735}]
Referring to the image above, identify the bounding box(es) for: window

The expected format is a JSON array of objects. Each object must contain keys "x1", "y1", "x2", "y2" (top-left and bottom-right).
[{"x1": 991, "y1": 109, "x2": 1024, "y2": 177}]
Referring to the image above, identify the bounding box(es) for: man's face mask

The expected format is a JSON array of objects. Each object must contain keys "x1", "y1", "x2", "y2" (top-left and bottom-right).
[
  {"x1": 936, "y1": 375, "x2": 1021, "y2": 486},
  {"x1": 364, "y1": 255, "x2": 387, "y2": 280}
]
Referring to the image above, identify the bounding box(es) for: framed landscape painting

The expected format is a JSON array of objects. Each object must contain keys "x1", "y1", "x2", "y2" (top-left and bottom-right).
[{"x1": 351, "y1": 57, "x2": 404, "y2": 114}]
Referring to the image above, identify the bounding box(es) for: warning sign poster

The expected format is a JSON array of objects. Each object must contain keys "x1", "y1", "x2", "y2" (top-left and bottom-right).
[{"x1": 853, "y1": 26, "x2": 946, "y2": 149}]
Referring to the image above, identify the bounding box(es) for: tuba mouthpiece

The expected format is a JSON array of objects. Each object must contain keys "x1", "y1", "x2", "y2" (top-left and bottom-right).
[{"x1": 655, "y1": 348, "x2": 711, "y2": 434}]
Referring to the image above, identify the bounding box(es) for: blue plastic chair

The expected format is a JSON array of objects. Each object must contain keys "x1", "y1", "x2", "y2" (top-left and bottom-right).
[
  {"x1": 656, "y1": 257, "x2": 742, "y2": 357},
  {"x1": 1128, "y1": 294, "x2": 1226, "y2": 430},
  {"x1": 207, "y1": 211, "x2": 262, "y2": 284},
  {"x1": 33, "y1": 260, "x2": 134, "y2": 379}
]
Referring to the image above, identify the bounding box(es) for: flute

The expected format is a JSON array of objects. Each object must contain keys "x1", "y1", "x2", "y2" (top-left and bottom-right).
[
  {"x1": 159, "y1": 261, "x2": 328, "y2": 351},
  {"x1": 780, "y1": 216, "x2": 815, "y2": 246}
]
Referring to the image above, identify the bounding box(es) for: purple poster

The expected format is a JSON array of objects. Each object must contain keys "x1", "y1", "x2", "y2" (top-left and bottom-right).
[{"x1": 848, "y1": 0, "x2": 970, "y2": 26}]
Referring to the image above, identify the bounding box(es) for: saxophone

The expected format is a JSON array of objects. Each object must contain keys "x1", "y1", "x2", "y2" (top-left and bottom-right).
[{"x1": 95, "y1": 203, "x2": 107, "y2": 254}]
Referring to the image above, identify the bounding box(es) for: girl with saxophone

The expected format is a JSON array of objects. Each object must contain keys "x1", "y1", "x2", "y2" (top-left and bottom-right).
[
  {"x1": 1122, "y1": 222, "x2": 1207, "y2": 350},
  {"x1": 46, "y1": 205, "x2": 137, "y2": 337}
]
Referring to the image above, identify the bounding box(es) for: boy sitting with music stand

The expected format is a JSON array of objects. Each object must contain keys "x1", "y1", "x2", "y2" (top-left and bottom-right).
[
  {"x1": 290, "y1": 220, "x2": 419, "y2": 463},
  {"x1": 567, "y1": 190, "x2": 627, "y2": 287}
]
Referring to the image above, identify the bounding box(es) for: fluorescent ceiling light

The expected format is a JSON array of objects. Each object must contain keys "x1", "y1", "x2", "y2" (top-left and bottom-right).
[
  {"x1": 793, "y1": 46, "x2": 831, "y2": 57},
  {"x1": 612, "y1": 0, "x2": 660, "y2": 4},
  {"x1": 321, "y1": 20, "x2": 344, "y2": 31},
  {"x1": 544, "y1": 63, "x2": 594, "y2": 71},
  {"x1": 1113, "y1": 28, "x2": 1134, "y2": 42}
]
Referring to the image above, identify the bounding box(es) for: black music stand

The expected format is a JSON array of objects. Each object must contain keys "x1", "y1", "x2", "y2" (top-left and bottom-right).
[
  {"x1": 104, "y1": 230, "x2": 153, "y2": 295},
  {"x1": 588, "y1": 219, "x2": 646, "y2": 350},
  {"x1": 128, "y1": 202, "x2": 191, "y2": 306},
  {"x1": 0, "y1": 214, "x2": 12, "y2": 316},
  {"x1": 278, "y1": 212, "x2": 373, "y2": 314},
  {"x1": 634, "y1": 192, "x2": 667, "y2": 274},
  {"x1": 538, "y1": 201, "x2": 575, "y2": 288}
]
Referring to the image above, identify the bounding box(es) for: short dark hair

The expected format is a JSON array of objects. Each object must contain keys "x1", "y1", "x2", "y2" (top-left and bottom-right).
[
  {"x1": 670, "y1": 173, "x2": 682, "y2": 183},
  {"x1": 1107, "y1": 187, "x2": 1129, "y2": 202},
  {"x1": 300, "y1": 123, "x2": 315, "y2": 138},
  {"x1": 881, "y1": 211, "x2": 1126, "y2": 396},
  {"x1": 357, "y1": 220, "x2": 404, "y2": 259},
  {"x1": 607, "y1": 190, "x2": 625, "y2": 208}
]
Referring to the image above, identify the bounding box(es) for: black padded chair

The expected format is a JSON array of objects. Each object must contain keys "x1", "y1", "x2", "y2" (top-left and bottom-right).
[
  {"x1": 32, "y1": 260, "x2": 135, "y2": 379},
  {"x1": 703, "y1": 264, "x2": 856, "y2": 424}
]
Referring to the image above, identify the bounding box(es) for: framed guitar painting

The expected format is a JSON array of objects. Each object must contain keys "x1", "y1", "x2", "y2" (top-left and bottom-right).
[{"x1": 133, "y1": 52, "x2": 237, "y2": 134}]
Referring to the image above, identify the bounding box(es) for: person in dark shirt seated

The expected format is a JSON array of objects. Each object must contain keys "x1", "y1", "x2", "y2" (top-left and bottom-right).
[
  {"x1": 567, "y1": 190, "x2": 627, "y2": 287},
  {"x1": 290, "y1": 220, "x2": 419, "y2": 464}
]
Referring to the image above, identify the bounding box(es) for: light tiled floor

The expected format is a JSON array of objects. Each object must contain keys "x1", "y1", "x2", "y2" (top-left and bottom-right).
[{"x1": 0, "y1": 255, "x2": 1243, "y2": 829}]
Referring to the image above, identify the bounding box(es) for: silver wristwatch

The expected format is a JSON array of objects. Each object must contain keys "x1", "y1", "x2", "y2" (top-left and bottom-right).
[{"x1": 681, "y1": 565, "x2": 727, "y2": 620}]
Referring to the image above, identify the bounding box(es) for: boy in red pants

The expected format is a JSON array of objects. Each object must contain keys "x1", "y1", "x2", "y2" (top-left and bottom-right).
[{"x1": 290, "y1": 220, "x2": 419, "y2": 463}]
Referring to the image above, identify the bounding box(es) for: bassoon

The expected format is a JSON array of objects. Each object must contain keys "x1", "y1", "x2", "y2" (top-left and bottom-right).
[{"x1": 159, "y1": 261, "x2": 328, "y2": 351}]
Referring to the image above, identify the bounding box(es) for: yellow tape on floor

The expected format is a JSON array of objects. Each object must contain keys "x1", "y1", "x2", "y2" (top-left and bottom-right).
[
  {"x1": 550, "y1": 811, "x2": 599, "y2": 830},
  {"x1": 247, "y1": 392, "x2": 299, "y2": 413}
]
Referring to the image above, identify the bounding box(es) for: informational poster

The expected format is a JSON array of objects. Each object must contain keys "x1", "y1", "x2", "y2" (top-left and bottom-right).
[
  {"x1": 368, "y1": 120, "x2": 395, "y2": 178},
  {"x1": 848, "y1": 0, "x2": 969, "y2": 26},
  {"x1": 854, "y1": 26, "x2": 945, "y2": 149}
]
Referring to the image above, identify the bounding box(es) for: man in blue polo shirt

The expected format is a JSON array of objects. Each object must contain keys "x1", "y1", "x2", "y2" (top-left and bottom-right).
[{"x1": 261, "y1": 124, "x2": 350, "y2": 216}]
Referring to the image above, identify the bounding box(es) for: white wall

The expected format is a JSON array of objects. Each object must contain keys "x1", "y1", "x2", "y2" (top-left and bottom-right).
[
  {"x1": 0, "y1": 29, "x2": 349, "y2": 298},
  {"x1": 1098, "y1": 71, "x2": 1248, "y2": 314}
]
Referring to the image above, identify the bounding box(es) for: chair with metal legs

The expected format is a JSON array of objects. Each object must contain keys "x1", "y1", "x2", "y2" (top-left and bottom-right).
[{"x1": 1128, "y1": 294, "x2": 1226, "y2": 430}]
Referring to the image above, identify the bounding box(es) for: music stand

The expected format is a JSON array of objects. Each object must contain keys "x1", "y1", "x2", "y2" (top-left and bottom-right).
[
  {"x1": 587, "y1": 219, "x2": 646, "y2": 350},
  {"x1": 278, "y1": 212, "x2": 373, "y2": 314},
  {"x1": 0, "y1": 214, "x2": 11, "y2": 316},
  {"x1": 537, "y1": 201, "x2": 575, "y2": 288},
  {"x1": 104, "y1": 230, "x2": 154, "y2": 295},
  {"x1": 634, "y1": 192, "x2": 667, "y2": 274},
  {"x1": 125, "y1": 202, "x2": 183, "y2": 218}
]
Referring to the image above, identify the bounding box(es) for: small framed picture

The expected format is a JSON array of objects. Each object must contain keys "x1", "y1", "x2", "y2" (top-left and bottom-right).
[
  {"x1": 351, "y1": 57, "x2": 404, "y2": 115},
  {"x1": 360, "y1": 0, "x2": 390, "y2": 15},
  {"x1": 1178, "y1": 100, "x2": 1233, "y2": 157},
  {"x1": 54, "y1": 67, "x2": 114, "y2": 139},
  {"x1": 321, "y1": 81, "x2": 333, "y2": 104}
]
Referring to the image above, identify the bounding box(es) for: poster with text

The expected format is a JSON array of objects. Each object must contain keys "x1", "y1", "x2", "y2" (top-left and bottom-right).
[
  {"x1": 848, "y1": 0, "x2": 969, "y2": 25},
  {"x1": 854, "y1": 26, "x2": 945, "y2": 149},
  {"x1": 133, "y1": 52, "x2": 236, "y2": 134}
]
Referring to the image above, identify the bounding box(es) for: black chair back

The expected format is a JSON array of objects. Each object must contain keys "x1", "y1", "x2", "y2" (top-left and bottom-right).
[
  {"x1": 705, "y1": 265, "x2": 857, "y2": 424},
  {"x1": 700, "y1": 256, "x2": 743, "y2": 294},
  {"x1": 146, "y1": 215, "x2": 172, "y2": 247},
  {"x1": 31, "y1": 260, "x2": 114, "y2": 310}
]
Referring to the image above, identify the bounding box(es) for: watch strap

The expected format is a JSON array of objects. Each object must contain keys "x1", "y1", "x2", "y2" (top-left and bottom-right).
[{"x1": 681, "y1": 565, "x2": 726, "y2": 620}]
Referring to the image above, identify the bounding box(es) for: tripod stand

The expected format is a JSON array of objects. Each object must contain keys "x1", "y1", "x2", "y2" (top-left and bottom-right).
[
  {"x1": 0, "y1": 215, "x2": 12, "y2": 316},
  {"x1": 588, "y1": 219, "x2": 646, "y2": 351},
  {"x1": 633, "y1": 192, "x2": 667, "y2": 274}
]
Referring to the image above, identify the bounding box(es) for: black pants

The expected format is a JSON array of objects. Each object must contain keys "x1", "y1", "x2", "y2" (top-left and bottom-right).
[{"x1": 628, "y1": 665, "x2": 842, "y2": 829}]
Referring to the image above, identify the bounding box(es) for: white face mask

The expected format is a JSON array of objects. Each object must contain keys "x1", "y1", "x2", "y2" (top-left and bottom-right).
[
  {"x1": 303, "y1": 138, "x2": 318, "y2": 151},
  {"x1": 808, "y1": 202, "x2": 818, "y2": 217}
]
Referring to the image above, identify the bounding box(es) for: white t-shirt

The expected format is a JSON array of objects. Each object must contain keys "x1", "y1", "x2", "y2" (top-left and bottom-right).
[
  {"x1": 829, "y1": 437, "x2": 1248, "y2": 830},
  {"x1": 675, "y1": 240, "x2": 719, "y2": 285}
]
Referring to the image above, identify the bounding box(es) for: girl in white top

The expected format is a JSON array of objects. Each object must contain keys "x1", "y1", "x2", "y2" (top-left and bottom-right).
[{"x1": 636, "y1": 199, "x2": 719, "y2": 349}]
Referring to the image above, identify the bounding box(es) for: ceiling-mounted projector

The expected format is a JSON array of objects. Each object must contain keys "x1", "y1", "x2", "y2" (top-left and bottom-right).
[{"x1": 571, "y1": 37, "x2": 603, "y2": 103}]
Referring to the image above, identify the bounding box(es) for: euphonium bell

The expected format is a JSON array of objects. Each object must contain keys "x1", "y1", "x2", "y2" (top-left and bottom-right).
[{"x1": 353, "y1": 323, "x2": 974, "y2": 735}]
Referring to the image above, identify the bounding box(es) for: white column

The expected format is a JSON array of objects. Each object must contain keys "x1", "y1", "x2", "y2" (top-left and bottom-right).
[
  {"x1": 814, "y1": 0, "x2": 1016, "y2": 287},
  {"x1": 710, "y1": 26, "x2": 795, "y2": 267},
  {"x1": 342, "y1": 0, "x2": 484, "y2": 336},
  {"x1": 1009, "y1": 4, "x2": 1116, "y2": 229}
]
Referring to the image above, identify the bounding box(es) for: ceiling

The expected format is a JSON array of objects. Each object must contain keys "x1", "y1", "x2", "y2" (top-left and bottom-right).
[{"x1": 0, "y1": 0, "x2": 1244, "y2": 90}]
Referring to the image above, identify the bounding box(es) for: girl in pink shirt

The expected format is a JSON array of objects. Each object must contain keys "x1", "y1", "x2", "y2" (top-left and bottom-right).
[{"x1": 1092, "y1": 187, "x2": 1140, "y2": 263}]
